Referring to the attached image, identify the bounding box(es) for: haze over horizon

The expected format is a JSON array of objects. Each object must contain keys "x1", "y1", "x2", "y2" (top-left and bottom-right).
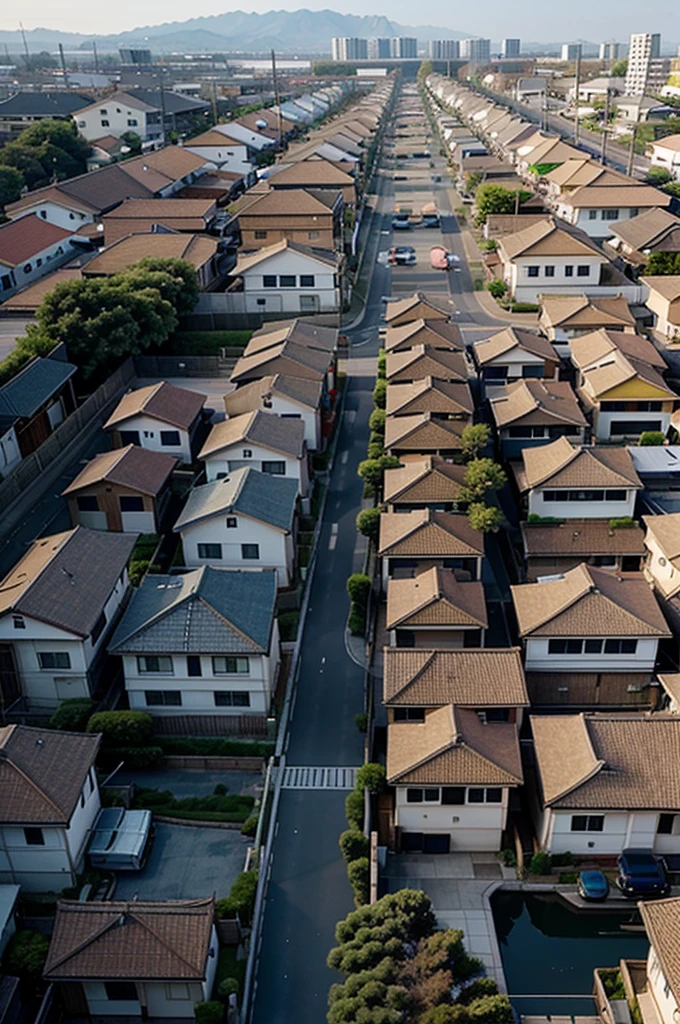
[{"x1": 1, "y1": 0, "x2": 678, "y2": 43}]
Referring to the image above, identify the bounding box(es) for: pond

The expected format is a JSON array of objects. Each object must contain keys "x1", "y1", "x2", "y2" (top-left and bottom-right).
[{"x1": 490, "y1": 889, "x2": 650, "y2": 1016}]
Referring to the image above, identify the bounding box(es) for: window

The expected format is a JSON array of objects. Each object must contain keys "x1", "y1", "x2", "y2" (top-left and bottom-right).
[
  {"x1": 279, "y1": 275, "x2": 296, "y2": 287},
  {"x1": 197, "y1": 543, "x2": 222, "y2": 560},
  {"x1": 160, "y1": 430, "x2": 181, "y2": 447},
  {"x1": 601, "y1": 209, "x2": 620, "y2": 220},
  {"x1": 486, "y1": 788, "x2": 502, "y2": 803},
  {"x1": 76, "y1": 495, "x2": 99, "y2": 512},
  {"x1": 12, "y1": 616, "x2": 25, "y2": 630},
  {"x1": 263, "y1": 275, "x2": 277, "y2": 288},
  {"x1": 38, "y1": 652, "x2": 71, "y2": 669},
  {"x1": 406, "y1": 788, "x2": 440, "y2": 803},
  {"x1": 658, "y1": 814, "x2": 676, "y2": 835},
  {"x1": 187, "y1": 655, "x2": 202, "y2": 677},
  {"x1": 589, "y1": 210, "x2": 598, "y2": 220},
  {"x1": 165, "y1": 984, "x2": 190, "y2": 1001},
  {"x1": 127, "y1": 119, "x2": 138, "y2": 127},
  {"x1": 214, "y1": 691, "x2": 251, "y2": 707},
  {"x1": 119, "y1": 430, "x2": 140, "y2": 446},
  {"x1": 23, "y1": 263, "x2": 32, "y2": 274},
  {"x1": 90, "y1": 611, "x2": 107, "y2": 646},
  {"x1": 507, "y1": 426, "x2": 546, "y2": 439},
  {"x1": 300, "y1": 274, "x2": 315, "y2": 287},
  {"x1": 577, "y1": 265, "x2": 590, "y2": 277},
  {"x1": 254, "y1": 230, "x2": 268, "y2": 239},
  {"x1": 100, "y1": 109, "x2": 108, "y2": 115},
  {"x1": 585, "y1": 639, "x2": 604, "y2": 653},
  {"x1": 605, "y1": 490, "x2": 626, "y2": 501},
  {"x1": 307, "y1": 231, "x2": 320, "y2": 240},
  {"x1": 145, "y1": 690, "x2": 182, "y2": 706},
  {"x1": 36, "y1": 258, "x2": 42, "y2": 268},
  {"x1": 101, "y1": 119, "x2": 110, "y2": 127},
  {"x1": 213, "y1": 656, "x2": 249, "y2": 674},
  {"x1": 544, "y1": 265, "x2": 555, "y2": 278},
  {"x1": 601, "y1": 401, "x2": 663, "y2": 413},
  {"x1": 548, "y1": 640, "x2": 584, "y2": 655},
  {"x1": 571, "y1": 815, "x2": 604, "y2": 832},
  {"x1": 119, "y1": 496, "x2": 144, "y2": 512},
  {"x1": 242, "y1": 543, "x2": 260, "y2": 560},
  {"x1": 604, "y1": 639, "x2": 637, "y2": 654},
  {"x1": 24, "y1": 828, "x2": 44, "y2": 846},
  {"x1": 565, "y1": 265, "x2": 574, "y2": 277},
  {"x1": 226, "y1": 516, "x2": 237, "y2": 529},
  {"x1": 468, "y1": 788, "x2": 485, "y2": 803},
  {"x1": 243, "y1": 449, "x2": 253, "y2": 458},
  {"x1": 441, "y1": 787, "x2": 466, "y2": 805},
  {"x1": 40, "y1": 210, "x2": 47, "y2": 218},
  {"x1": 526, "y1": 266, "x2": 539, "y2": 277},
  {"x1": 393, "y1": 708, "x2": 426, "y2": 721},
  {"x1": 104, "y1": 982, "x2": 137, "y2": 1003},
  {"x1": 610, "y1": 419, "x2": 662, "y2": 436},
  {"x1": 137, "y1": 655, "x2": 173, "y2": 673},
  {"x1": 262, "y1": 460, "x2": 286, "y2": 475}
]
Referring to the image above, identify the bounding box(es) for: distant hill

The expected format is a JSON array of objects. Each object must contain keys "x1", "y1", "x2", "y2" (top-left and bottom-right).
[{"x1": 0, "y1": 9, "x2": 468, "y2": 55}]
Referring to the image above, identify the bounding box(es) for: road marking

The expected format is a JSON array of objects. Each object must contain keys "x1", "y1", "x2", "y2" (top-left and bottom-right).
[
  {"x1": 341, "y1": 450, "x2": 349, "y2": 464},
  {"x1": 328, "y1": 535, "x2": 337, "y2": 550},
  {"x1": 281, "y1": 766, "x2": 360, "y2": 790}
]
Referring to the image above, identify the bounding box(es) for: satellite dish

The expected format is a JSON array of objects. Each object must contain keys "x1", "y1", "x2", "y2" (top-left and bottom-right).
[{"x1": 255, "y1": 119, "x2": 268, "y2": 129}]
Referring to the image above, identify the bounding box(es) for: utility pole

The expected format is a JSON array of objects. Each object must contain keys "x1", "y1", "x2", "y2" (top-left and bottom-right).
[
  {"x1": 271, "y1": 48, "x2": 282, "y2": 150},
  {"x1": 92, "y1": 40, "x2": 99, "y2": 73},
  {"x1": 600, "y1": 87, "x2": 610, "y2": 164},
  {"x1": 159, "y1": 77, "x2": 167, "y2": 147},
  {"x1": 573, "y1": 44, "x2": 582, "y2": 145},
  {"x1": 211, "y1": 80, "x2": 218, "y2": 127},
  {"x1": 627, "y1": 119, "x2": 638, "y2": 177},
  {"x1": 18, "y1": 22, "x2": 29, "y2": 65},
  {"x1": 58, "y1": 43, "x2": 69, "y2": 89}
]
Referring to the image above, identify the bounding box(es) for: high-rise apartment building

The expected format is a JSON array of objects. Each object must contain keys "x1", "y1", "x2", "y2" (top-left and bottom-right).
[
  {"x1": 599, "y1": 41, "x2": 620, "y2": 60},
  {"x1": 390, "y1": 37, "x2": 418, "y2": 58},
  {"x1": 560, "y1": 43, "x2": 582, "y2": 61},
  {"x1": 331, "y1": 37, "x2": 368, "y2": 61},
  {"x1": 625, "y1": 32, "x2": 661, "y2": 94},
  {"x1": 428, "y1": 39, "x2": 461, "y2": 60},
  {"x1": 460, "y1": 38, "x2": 491, "y2": 62},
  {"x1": 501, "y1": 38, "x2": 521, "y2": 58},
  {"x1": 368, "y1": 37, "x2": 392, "y2": 59}
]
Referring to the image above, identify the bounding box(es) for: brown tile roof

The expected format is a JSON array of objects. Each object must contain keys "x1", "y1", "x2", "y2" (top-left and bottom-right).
[
  {"x1": 643, "y1": 513, "x2": 680, "y2": 568},
  {"x1": 199, "y1": 409, "x2": 305, "y2": 460},
  {"x1": 230, "y1": 340, "x2": 331, "y2": 384},
  {"x1": 608, "y1": 208, "x2": 680, "y2": 253},
  {"x1": 379, "y1": 509, "x2": 484, "y2": 558},
  {"x1": 500, "y1": 219, "x2": 606, "y2": 260},
  {"x1": 44, "y1": 898, "x2": 215, "y2": 981},
  {"x1": 83, "y1": 234, "x2": 218, "y2": 275},
  {"x1": 539, "y1": 293, "x2": 636, "y2": 330},
  {"x1": 384, "y1": 319, "x2": 463, "y2": 353},
  {"x1": 105, "y1": 382, "x2": 206, "y2": 431},
  {"x1": 268, "y1": 160, "x2": 354, "y2": 187},
  {"x1": 235, "y1": 238, "x2": 337, "y2": 274},
  {"x1": 386, "y1": 378, "x2": 473, "y2": 418},
  {"x1": 387, "y1": 705, "x2": 523, "y2": 786},
  {"x1": 384, "y1": 413, "x2": 466, "y2": 453},
  {"x1": 489, "y1": 379, "x2": 587, "y2": 429},
  {"x1": 1, "y1": 268, "x2": 83, "y2": 312},
  {"x1": 638, "y1": 898, "x2": 680, "y2": 1007},
  {"x1": 384, "y1": 292, "x2": 452, "y2": 325},
  {"x1": 511, "y1": 563, "x2": 671, "y2": 638},
  {"x1": 520, "y1": 436, "x2": 642, "y2": 490},
  {"x1": 187, "y1": 128, "x2": 244, "y2": 146},
  {"x1": 524, "y1": 138, "x2": 583, "y2": 166},
  {"x1": 232, "y1": 187, "x2": 336, "y2": 218},
  {"x1": 223, "y1": 374, "x2": 322, "y2": 416},
  {"x1": 0, "y1": 215, "x2": 75, "y2": 268},
  {"x1": 246, "y1": 318, "x2": 336, "y2": 354},
  {"x1": 570, "y1": 328, "x2": 666, "y2": 370},
  {"x1": 641, "y1": 275, "x2": 680, "y2": 302},
  {"x1": 577, "y1": 350, "x2": 675, "y2": 400},
  {"x1": 566, "y1": 184, "x2": 670, "y2": 209},
  {"x1": 485, "y1": 213, "x2": 551, "y2": 238},
  {"x1": 0, "y1": 527, "x2": 137, "y2": 639},
  {"x1": 474, "y1": 327, "x2": 557, "y2": 366},
  {"x1": 383, "y1": 456, "x2": 466, "y2": 505},
  {"x1": 532, "y1": 713, "x2": 680, "y2": 808},
  {"x1": 521, "y1": 519, "x2": 646, "y2": 558},
  {"x1": 123, "y1": 146, "x2": 208, "y2": 183},
  {"x1": 62, "y1": 445, "x2": 177, "y2": 497},
  {"x1": 386, "y1": 346, "x2": 469, "y2": 384},
  {"x1": 383, "y1": 647, "x2": 528, "y2": 707},
  {"x1": 0, "y1": 725, "x2": 101, "y2": 826},
  {"x1": 652, "y1": 135, "x2": 680, "y2": 153},
  {"x1": 387, "y1": 567, "x2": 488, "y2": 630}
]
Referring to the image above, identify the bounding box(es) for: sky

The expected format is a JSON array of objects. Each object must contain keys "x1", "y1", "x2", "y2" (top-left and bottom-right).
[{"x1": 1, "y1": 0, "x2": 679, "y2": 41}]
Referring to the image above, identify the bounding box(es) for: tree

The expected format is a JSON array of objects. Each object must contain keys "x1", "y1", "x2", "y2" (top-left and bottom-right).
[
  {"x1": 474, "y1": 184, "x2": 530, "y2": 226},
  {"x1": 49, "y1": 698, "x2": 95, "y2": 732},
  {"x1": 348, "y1": 857, "x2": 370, "y2": 906},
  {"x1": 4, "y1": 930, "x2": 50, "y2": 983},
  {"x1": 356, "y1": 507, "x2": 381, "y2": 541},
  {"x1": 0, "y1": 164, "x2": 24, "y2": 207},
  {"x1": 0, "y1": 141, "x2": 48, "y2": 189},
  {"x1": 368, "y1": 408, "x2": 386, "y2": 434},
  {"x1": 646, "y1": 167, "x2": 672, "y2": 185},
  {"x1": 663, "y1": 182, "x2": 680, "y2": 199},
  {"x1": 358, "y1": 456, "x2": 401, "y2": 491},
  {"x1": 373, "y1": 378, "x2": 387, "y2": 409},
  {"x1": 132, "y1": 256, "x2": 200, "y2": 313},
  {"x1": 467, "y1": 503, "x2": 504, "y2": 533},
  {"x1": 645, "y1": 252, "x2": 680, "y2": 275},
  {"x1": 464, "y1": 171, "x2": 482, "y2": 194},
  {"x1": 346, "y1": 573, "x2": 371, "y2": 606},
  {"x1": 460, "y1": 424, "x2": 490, "y2": 461},
  {"x1": 611, "y1": 58, "x2": 628, "y2": 77},
  {"x1": 120, "y1": 130, "x2": 143, "y2": 154},
  {"x1": 87, "y1": 710, "x2": 154, "y2": 746},
  {"x1": 460, "y1": 459, "x2": 506, "y2": 502},
  {"x1": 339, "y1": 829, "x2": 369, "y2": 863},
  {"x1": 486, "y1": 279, "x2": 507, "y2": 299},
  {"x1": 639, "y1": 430, "x2": 667, "y2": 445},
  {"x1": 356, "y1": 762, "x2": 386, "y2": 794}
]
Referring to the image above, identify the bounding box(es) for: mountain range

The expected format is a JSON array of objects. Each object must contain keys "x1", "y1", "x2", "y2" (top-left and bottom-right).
[{"x1": 0, "y1": 9, "x2": 469, "y2": 54}]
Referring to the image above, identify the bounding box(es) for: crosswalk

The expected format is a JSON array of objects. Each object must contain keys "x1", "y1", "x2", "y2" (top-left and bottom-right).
[{"x1": 281, "y1": 766, "x2": 359, "y2": 790}]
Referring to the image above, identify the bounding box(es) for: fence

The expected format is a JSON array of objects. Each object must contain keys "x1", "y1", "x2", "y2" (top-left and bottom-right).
[
  {"x1": 133, "y1": 354, "x2": 235, "y2": 379},
  {"x1": 151, "y1": 713, "x2": 271, "y2": 737}
]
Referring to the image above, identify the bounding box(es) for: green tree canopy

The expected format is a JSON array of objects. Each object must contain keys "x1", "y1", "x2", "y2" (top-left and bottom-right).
[
  {"x1": 467, "y1": 503, "x2": 504, "y2": 533},
  {"x1": 611, "y1": 58, "x2": 628, "y2": 77},
  {"x1": 474, "y1": 184, "x2": 531, "y2": 226},
  {"x1": 0, "y1": 164, "x2": 24, "y2": 208},
  {"x1": 356, "y1": 507, "x2": 382, "y2": 541},
  {"x1": 460, "y1": 459, "x2": 506, "y2": 502},
  {"x1": 460, "y1": 424, "x2": 491, "y2": 461},
  {"x1": 645, "y1": 252, "x2": 680, "y2": 275},
  {"x1": 646, "y1": 166, "x2": 672, "y2": 185}
]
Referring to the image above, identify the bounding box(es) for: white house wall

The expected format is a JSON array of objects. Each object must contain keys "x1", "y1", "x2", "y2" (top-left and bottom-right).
[
  {"x1": 0, "y1": 425, "x2": 20, "y2": 474},
  {"x1": 523, "y1": 636, "x2": 660, "y2": 673},
  {"x1": 10, "y1": 200, "x2": 94, "y2": 229},
  {"x1": 395, "y1": 788, "x2": 509, "y2": 851},
  {"x1": 527, "y1": 489, "x2": 637, "y2": 519},
  {"x1": 594, "y1": 408, "x2": 671, "y2": 443},
  {"x1": 184, "y1": 144, "x2": 252, "y2": 176},
  {"x1": 204, "y1": 442, "x2": 307, "y2": 495},
  {"x1": 73, "y1": 103, "x2": 159, "y2": 142},
  {"x1": 241, "y1": 249, "x2": 339, "y2": 315},
  {"x1": 557, "y1": 203, "x2": 650, "y2": 237},
  {"x1": 648, "y1": 945, "x2": 679, "y2": 1024},
  {"x1": 644, "y1": 533, "x2": 680, "y2": 599},
  {"x1": 179, "y1": 515, "x2": 292, "y2": 586},
  {"x1": 112, "y1": 414, "x2": 194, "y2": 463},
  {"x1": 545, "y1": 808, "x2": 679, "y2": 856}
]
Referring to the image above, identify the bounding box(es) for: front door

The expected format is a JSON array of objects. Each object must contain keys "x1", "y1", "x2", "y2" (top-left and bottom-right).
[{"x1": 423, "y1": 834, "x2": 451, "y2": 854}]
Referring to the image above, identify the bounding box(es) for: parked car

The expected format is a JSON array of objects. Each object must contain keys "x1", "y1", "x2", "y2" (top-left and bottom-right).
[
  {"x1": 392, "y1": 215, "x2": 411, "y2": 230},
  {"x1": 88, "y1": 807, "x2": 154, "y2": 871},
  {"x1": 422, "y1": 215, "x2": 441, "y2": 228},
  {"x1": 616, "y1": 849, "x2": 671, "y2": 898},
  {"x1": 577, "y1": 870, "x2": 609, "y2": 901},
  {"x1": 389, "y1": 246, "x2": 416, "y2": 266}
]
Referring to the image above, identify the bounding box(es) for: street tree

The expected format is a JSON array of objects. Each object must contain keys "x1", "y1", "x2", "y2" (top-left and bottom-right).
[
  {"x1": 460, "y1": 459, "x2": 506, "y2": 502},
  {"x1": 467, "y1": 503, "x2": 504, "y2": 533},
  {"x1": 0, "y1": 165, "x2": 24, "y2": 208},
  {"x1": 460, "y1": 424, "x2": 490, "y2": 461},
  {"x1": 356, "y1": 507, "x2": 381, "y2": 541}
]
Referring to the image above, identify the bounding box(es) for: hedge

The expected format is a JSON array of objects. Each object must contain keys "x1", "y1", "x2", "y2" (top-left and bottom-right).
[
  {"x1": 157, "y1": 737, "x2": 274, "y2": 757},
  {"x1": 86, "y1": 710, "x2": 154, "y2": 746}
]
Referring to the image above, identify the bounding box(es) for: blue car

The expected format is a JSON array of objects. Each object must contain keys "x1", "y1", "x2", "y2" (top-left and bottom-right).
[
  {"x1": 616, "y1": 849, "x2": 671, "y2": 898},
  {"x1": 578, "y1": 870, "x2": 609, "y2": 901}
]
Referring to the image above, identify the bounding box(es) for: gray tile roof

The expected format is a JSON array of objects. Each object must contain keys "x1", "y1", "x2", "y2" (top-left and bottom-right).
[
  {"x1": 174, "y1": 466, "x2": 297, "y2": 533},
  {"x1": 0, "y1": 357, "x2": 77, "y2": 420},
  {"x1": 109, "y1": 567, "x2": 276, "y2": 654}
]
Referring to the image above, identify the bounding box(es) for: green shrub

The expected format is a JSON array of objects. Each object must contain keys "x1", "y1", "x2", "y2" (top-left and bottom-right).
[
  {"x1": 459, "y1": 978, "x2": 499, "y2": 1003},
  {"x1": 194, "y1": 1001, "x2": 224, "y2": 1024},
  {"x1": 214, "y1": 783, "x2": 227, "y2": 795},
  {"x1": 355, "y1": 712, "x2": 368, "y2": 733},
  {"x1": 466, "y1": 994, "x2": 513, "y2": 1023},
  {"x1": 217, "y1": 978, "x2": 240, "y2": 1000},
  {"x1": 367, "y1": 439, "x2": 384, "y2": 460},
  {"x1": 104, "y1": 746, "x2": 164, "y2": 769},
  {"x1": 157, "y1": 737, "x2": 274, "y2": 757},
  {"x1": 356, "y1": 507, "x2": 381, "y2": 540},
  {"x1": 49, "y1": 698, "x2": 95, "y2": 732},
  {"x1": 348, "y1": 857, "x2": 370, "y2": 907},
  {"x1": 128, "y1": 559, "x2": 150, "y2": 587},
  {"x1": 228, "y1": 871, "x2": 259, "y2": 925},
  {"x1": 550, "y1": 851, "x2": 574, "y2": 867},
  {"x1": 600, "y1": 969, "x2": 626, "y2": 1001},
  {"x1": 639, "y1": 431, "x2": 667, "y2": 446},
  {"x1": 346, "y1": 789, "x2": 364, "y2": 830},
  {"x1": 377, "y1": 350, "x2": 386, "y2": 378},
  {"x1": 559, "y1": 872, "x2": 579, "y2": 884},
  {"x1": 346, "y1": 573, "x2": 371, "y2": 607},
  {"x1": 4, "y1": 930, "x2": 50, "y2": 982},
  {"x1": 87, "y1": 710, "x2": 154, "y2": 746},
  {"x1": 372, "y1": 378, "x2": 387, "y2": 409},
  {"x1": 241, "y1": 814, "x2": 258, "y2": 838},
  {"x1": 498, "y1": 848, "x2": 516, "y2": 867},
  {"x1": 511, "y1": 302, "x2": 540, "y2": 313},
  {"x1": 529, "y1": 851, "x2": 552, "y2": 875},
  {"x1": 368, "y1": 408, "x2": 386, "y2": 434},
  {"x1": 348, "y1": 602, "x2": 366, "y2": 637},
  {"x1": 339, "y1": 829, "x2": 369, "y2": 863},
  {"x1": 486, "y1": 279, "x2": 507, "y2": 298},
  {"x1": 356, "y1": 763, "x2": 386, "y2": 794},
  {"x1": 278, "y1": 610, "x2": 300, "y2": 642},
  {"x1": 609, "y1": 517, "x2": 635, "y2": 529}
]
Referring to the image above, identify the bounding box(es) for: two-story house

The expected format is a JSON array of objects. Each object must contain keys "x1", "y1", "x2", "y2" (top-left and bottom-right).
[
  {"x1": 384, "y1": 413, "x2": 467, "y2": 459},
  {"x1": 233, "y1": 239, "x2": 341, "y2": 315},
  {"x1": 641, "y1": 276, "x2": 680, "y2": 341},
  {"x1": 229, "y1": 188, "x2": 341, "y2": 251},
  {"x1": 643, "y1": 513, "x2": 680, "y2": 644},
  {"x1": 183, "y1": 128, "x2": 253, "y2": 176},
  {"x1": 649, "y1": 134, "x2": 680, "y2": 181},
  {"x1": 637, "y1": 898, "x2": 680, "y2": 1024},
  {"x1": 531, "y1": 713, "x2": 680, "y2": 856},
  {"x1": 489, "y1": 379, "x2": 588, "y2": 460},
  {"x1": 511, "y1": 563, "x2": 671, "y2": 707},
  {"x1": 100, "y1": 197, "x2": 218, "y2": 246},
  {"x1": 72, "y1": 92, "x2": 164, "y2": 142},
  {"x1": 109, "y1": 567, "x2": 279, "y2": 724},
  {"x1": 0, "y1": 725, "x2": 101, "y2": 891},
  {"x1": 224, "y1": 374, "x2": 324, "y2": 452},
  {"x1": 0, "y1": 215, "x2": 81, "y2": 301},
  {"x1": 383, "y1": 456, "x2": 467, "y2": 512},
  {"x1": 521, "y1": 520, "x2": 646, "y2": 582},
  {"x1": 554, "y1": 182, "x2": 669, "y2": 239},
  {"x1": 473, "y1": 327, "x2": 559, "y2": 386},
  {"x1": 44, "y1": 898, "x2": 218, "y2": 1019},
  {"x1": 0, "y1": 528, "x2": 136, "y2": 711},
  {"x1": 82, "y1": 235, "x2": 219, "y2": 291},
  {"x1": 199, "y1": 410, "x2": 308, "y2": 496},
  {"x1": 606, "y1": 208, "x2": 680, "y2": 276},
  {"x1": 385, "y1": 378, "x2": 473, "y2": 422},
  {"x1": 386, "y1": 567, "x2": 488, "y2": 649},
  {"x1": 104, "y1": 382, "x2": 207, "y2": 465},
  {"x1": 230, "y1": 338, "x2": 334, "y2": 388},
  {"x1": 538, "y1": 293, "x2": 637, "y2": 349},
  {"x1": 379, "y1": 510, "x2": 484, "y2": 588},
  {"x1": 174, "y1": 467, "x2": 297, "y2": 587},
  {"x1": 0, "y1": 356, "x2": 77, "y2": 472}
]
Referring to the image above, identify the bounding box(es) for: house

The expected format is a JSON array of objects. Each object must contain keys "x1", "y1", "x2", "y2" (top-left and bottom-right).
[
  {"x1": 101, "y1": 198, "x2": 217, "y2": 246},
  {"x1": 230, "y1": 338, "x2": 334, "y2": 388},
  {"x1": 385, "y1": 378, "x2": 473, "y2": 421},
  {"x1": 266, "y1": 160, "x2": 356, "y2": 206},
  {"x1": 385, "y1": 346, "x2": 470, "y2": 385},
  {"x1": 511, "y1": 563, "x2": 671, "y2": 706},
  {"x1": 538, "y1": 293, "x2": 637, "y2": 346},
  {"x1": 514, "y1": 435, "x2": 642, "y2": 521},
  {"x1": 82, "y1": 234, "x2": 219, "y2": 290},
  {"x1": 199, "y1": 410, "x2": 308, "y2": 496},
  {"x1": 379, "y1": 510, "x2": 485, "y2": 587},
  {"x1": 643, "y1": 513, "x2": 680, "y2": 641},
  {"x1": 383, "y1": 319, "x2": 463, "y2": 354},
  {"x1": 231, "y1": 239, "x2": 340, "y2": 315},
  {"x1": 0, "y1": 725, "x2": 101, "y2": 891},
  {"x1": 554, "y1": 182, "x2": 669, "y2": 239},
  {"x1": 383, "y1": 292, "x2": 453, "y2": 328},
  {"x1": 498, "y1": 219, "x2": 613, "y2": 303},
  {"x1": 642, "y1": 276, "x2": 680, "y2": 341},
  {"x1": 183, "y1": 128, "x2": 253, "y2": 176},
  {"x1": 473, "y1": 327, "x2": 559, "y2": 385},
  {"x1": 634, "y1": 899, "x2": 680, "y2": 1024},
  {"x1": 520, "y1": 519, "x2": 646, "y2": 581},
  {"x1": 489, "y1": 379, "x2": 588, "y2": 460},
  {"x1": 629, "y1": 445, "x2": 680, "y2": 501},
  {"x1": 605, "y1": 208, "x2": 680, "y2": 273},
  {"x1": 0, "y1": 528, "x2": 136, "y2": 711},
  {"x1": 109, "y1": 567, "x2": 279, "y2": 722},
  {"x1": 386, "y1": 567, "x2": 488, "y2": 649},
  {"x1": 382, "y1": 646, "x2": 529, "y2": 723},
  {"x1": 104, "y1": 382, "x2": 207, "y2": 465},
  {"x1": 0, "y1": 91, "x2": 94, "y2": 137},
  {"x1": 383, "y1": 456, "x2": 467, "y2": 512},
  {"x1": 242, "y1": 318, "x2": 337, "y2": 359},
  {"x1": 62, "y1": 446, "x2": 177, "y2": 534},
  {"x1": 174, "y1": 467, "x2": 297, "y2": 587},
  {"x1": 229, "y1": 188, "x2": 342, "y2": 251},
  {"x1": 43, "y1": 898, "x2": 218, "y2": 1019},
  {"x1": 386, "y1": 705, "x2": 523, "y2": 853},
  {"x1": 384, "y1": 413, "x2": 467, "y2": 459},
  {"x1": 0, "y1": 357, "x2": 77, "y2": 473},
  {"x1": 531, "y1": 713, "x2": 680, "y2": 856},
  {"x1": 649, "y1": 134, "x2": 680, "y2": 182},
  {"x1": 224, "y1": 374, "x2": 323, "y2": 451},
  {"x1": 72, "y1": 91, "x2": 164, "y2": 142},
  {"x1": 0, "y1": 215, "x2": 81, "y2": 301}
]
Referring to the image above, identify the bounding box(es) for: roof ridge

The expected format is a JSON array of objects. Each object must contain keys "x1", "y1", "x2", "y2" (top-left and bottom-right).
[
  {"x1": 46, "y1": 912, "x2": 126, "y2": 974},
  {"x1": 109, "y1": 574, "x2": 196, "y2": 649},
  {"x1": 2, "y1": 757, "x2": 66, "y2": 821},
  {"x1": 544, "y1": 715, "x2": 606, "y2": 804},
  {"x1": 196, "y1": 595, "x2": 263, "y2": 652},
  {"x1": 130, "y1": 910, "x2": 207, "y2": 977},
  {"x1": 521, "y1": 563, "x2": 594, "y2": 634}
]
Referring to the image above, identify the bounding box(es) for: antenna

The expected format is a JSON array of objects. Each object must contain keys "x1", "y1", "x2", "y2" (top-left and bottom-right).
[{"x1": 19, "y1": 21, "x2": 29, "y2": 64}]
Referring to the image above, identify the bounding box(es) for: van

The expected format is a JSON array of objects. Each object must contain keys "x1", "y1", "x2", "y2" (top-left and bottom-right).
[{"x1": 88, "y1": 807, "x2": 154, "y2": 871}]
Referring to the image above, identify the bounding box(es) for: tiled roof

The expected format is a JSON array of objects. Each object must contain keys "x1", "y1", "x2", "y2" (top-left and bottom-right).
[
  {"x1": 379, "y1": 509, "x2": 484, "y2": 558},
  {"x1": 608, "y1": 208, "x2": 680, "y2": 252},
  {"x1": 500, "y1": 218, "x2": 606, "y2": 260},
  {"x1": 386, "y1": 567, "x2": 488, "y2": 630},
  {"x1": 383, "y1": 647, "x2": 528, "y2": 707},
  {"x1": 0, "y1": 357, "x2": 76, "y2": 420},
  {"x1": 570, "y1": 328, "x2": 666, "y2": 370},
  {"x1": 520, "y1": 436, "x2": 642, "y2": 490},
  {"x1": 532, "y1": 713, "x2": 680, "y2": 809},
  {"x1": 0, "y1": 91, "x2": 92, "y2": 117},
  {"x1": 109, "y1": 566, "x2": 276, "y2": 654},
  {"x1": 384, "y1": 292, "x2": 452, "y2": 325},
  {"x1": 104, "y1": 198, "x2": 216, "y2": 221},
  {"x1": 384, "y1": 456, "x2": 467, "y2": 505},
  {"x1": 246, "y1": 318, "x2": 337, "y2": 354},
  {"x1": 0, "y1": 725, "x2": 100, "y2": 826},
  {"x1": 566, "y1": 184, "x2": 669, "y2": 209},
  {"x1": 521, "y1": 519, "x2": 646, "y2": 558},
  {"x1": 174, "y1": 466, "x2": 297, "y2": 533},
  {"x1": 473, "y1": 327, "x2": 557, "y2": 366},
  {"x1": 233, "y1": 188, "x2": 335, "y2": 218},
  {"x1": 0, "y1": 528, "x2": 136, "y2": 639},
  {"x1": 384, "y1": 319, "x2": 463, "y2": 353},
  {"x1": 539, "y1": 293, "x2": 636, "y2": 330},
  {"x1": 641, "y1": 275, "x2": 680, "y2": 302},
  {"x1": 199, "y1": 410, "x2": 305, "y2": 460},
  {"x1": 230, "y1": 340, "x2": 331, "y2": 384},
  {"x1": 511, "y1": 563, "x2": 671, "y2": 638},
  {"x1": 235, "y1": 239, "x2": 338, "y2": 274},
  {"x1": 578, "y1": 350, "x2": 675, "y2": 400},
  {"x1": 44, "y1": 898, "x2": 214, "y2": 981},
  {"x1": 638, "y1": 899, "x2": 680, "y2": 1007},
  {"x1": 385, "y1": 412, "x2": 466, "y2": 453},
  {"x1": 0, "y1": 215, "x2": 75, "y2": 267},
  {"x1": 224, "y1": 374, "x2": 322, "y2": 416},
  {"x1": 62, "y1": 446, "x2": 177, "y2": 498},
  {"x1": 267, "y1": 160, "x2": 354, "y2": 187},
  {"x1": 104, "y1": 381, "x2": 205, "y2": 431},
  {"x1": 643, "y1": 513, "x2": 680, "y2": 566},
  {"x1": 387, "y1": 705, "x2": 523, "y2": 786},
  {"x1": 489, "y1": 379, "x2": 587, "y2": 428},
  {"x1": 84, "y1": 233, "x2": 217, "y2": 275},
  {"x1": 386, "y1": 345, "x2": 469, "y2": 384},
  {"x1": 385, "y1": 378, "x2": 473, "y2": 418}
]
